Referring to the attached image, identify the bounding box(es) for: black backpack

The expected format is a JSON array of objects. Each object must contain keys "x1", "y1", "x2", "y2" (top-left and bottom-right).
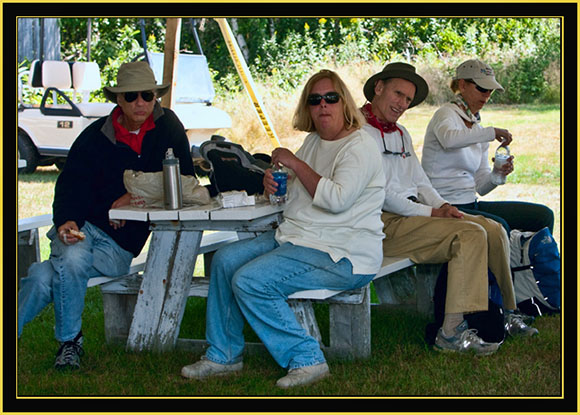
[
  {"x1": 199, "y1": 139, "x2": 271, "y2": 197},
  {"x1": 425, "y1": 264, "x2": 506, "y2": 345}
]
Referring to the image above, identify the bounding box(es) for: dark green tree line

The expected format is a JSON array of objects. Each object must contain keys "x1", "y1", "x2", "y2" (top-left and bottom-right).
[{"x1": 52, "y1": 17, "x2": 560, "y2": 104}]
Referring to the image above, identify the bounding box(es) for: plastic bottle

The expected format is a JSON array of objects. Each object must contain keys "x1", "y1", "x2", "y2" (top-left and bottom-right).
[
  {"x1": 269, "y1": 167, "x2": 288, "y2": 205},
  {"x1": 163, "y1": 148, "x2": 183, "y2": 209},
  {"x1": 490, "y1": 144, "x2": 511, "y2": 186}
]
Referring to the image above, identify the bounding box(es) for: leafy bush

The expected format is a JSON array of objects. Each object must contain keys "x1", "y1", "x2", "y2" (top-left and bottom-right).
[{"x1": 45, "y1": 17, "x2": 560, "y2": 105}]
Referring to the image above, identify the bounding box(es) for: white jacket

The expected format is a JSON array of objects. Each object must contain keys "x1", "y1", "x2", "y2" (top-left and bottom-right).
[
  {"x1": 421, "y1": 103, "x2": 497, "y2": 204},
  {"x1": 362, "y1": 123, "x2": 447, "y2": 217}
]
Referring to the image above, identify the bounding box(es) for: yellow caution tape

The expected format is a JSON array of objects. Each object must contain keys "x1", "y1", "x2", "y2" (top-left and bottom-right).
[{"x1": 215, "y1": 18, "x2": 281, "y2": 148}]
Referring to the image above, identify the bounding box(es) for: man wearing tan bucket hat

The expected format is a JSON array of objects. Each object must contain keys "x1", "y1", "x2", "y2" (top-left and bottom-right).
[
  {"x1": 360, "y1": 62, "x2": 537, "y2": 356},
  {"x1": 18, "y1": 61, "x2": 195, "y2": 370}
]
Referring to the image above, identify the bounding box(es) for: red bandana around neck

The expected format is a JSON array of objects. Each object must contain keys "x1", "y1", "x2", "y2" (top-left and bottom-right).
[
  {"x1": 112, "y1": 106, "x2": 155, "y2": 155},
  {"x1": 361, "y1": 103, "x2": 403, "y2": 138}
]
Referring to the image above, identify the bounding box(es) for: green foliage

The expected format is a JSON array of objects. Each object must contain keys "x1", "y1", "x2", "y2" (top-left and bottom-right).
[{"x1": 46, "y1": 17, "x2": 560, "y2": 105}]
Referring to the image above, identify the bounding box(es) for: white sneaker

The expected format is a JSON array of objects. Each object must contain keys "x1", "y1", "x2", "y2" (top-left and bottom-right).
[
  {"x1": 181, "y1": 356, "x2": 243, "y2": 379},
  {"x1": 276, "y1": 362, "x2": 330, "y2": 389}
]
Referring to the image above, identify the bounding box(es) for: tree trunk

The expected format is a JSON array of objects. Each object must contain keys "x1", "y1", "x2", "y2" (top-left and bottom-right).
[{"x1": 229, "y1": 18, "x2": 250, "y2": 63}]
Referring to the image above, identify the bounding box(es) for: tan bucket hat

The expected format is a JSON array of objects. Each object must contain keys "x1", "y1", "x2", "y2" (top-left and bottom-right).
[
  {"x1": 103, "y1": 61, "x2": 170, "y2": 102},
  {"x1": 363, "y1": 62, "x2": 429, "y2": 108}
]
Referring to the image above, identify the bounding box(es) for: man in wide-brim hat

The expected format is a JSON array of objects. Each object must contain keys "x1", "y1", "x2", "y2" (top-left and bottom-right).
[
  {"x1": 103, "y1": 61, "x2": 171, "y2": 132},
  {"x1": 18, "y1": 61, "x2": 196, "y2": 371},
  {"x1": 359, "y1": 62, "x2": 535, "y2": 357},
  {"x1": 362, "y1": 62, "x2": 429, "y2": 109}
]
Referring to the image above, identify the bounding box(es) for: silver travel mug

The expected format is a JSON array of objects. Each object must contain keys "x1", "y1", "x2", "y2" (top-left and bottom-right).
[{"x1": 163, "y1": 148, "x2": 183, "y2": 210}]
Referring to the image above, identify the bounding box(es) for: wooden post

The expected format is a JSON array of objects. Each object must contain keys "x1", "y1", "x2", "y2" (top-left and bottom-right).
[
  {"x1": 160, "y1": 18, "x2": 181, "y2": 110},
  {"x1": 288, "y1": 300, "x2": 323, "y2": 345},
  {"x1": 328, "y1": 286, "x2": 371, "y2": 359},
  {"x1": 126, "y1": 229, "x2": 202, "y2": 352}
]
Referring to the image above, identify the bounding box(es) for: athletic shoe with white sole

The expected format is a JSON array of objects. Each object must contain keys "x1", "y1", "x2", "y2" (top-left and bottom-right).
[
  {"x1": 434, "y1": 320, "x2": 500, "y2": 356},
  {"x1": 276, "y1": 362, "x2": 330, "y2": 389},
  {"x1": 505, "y1": 312, "x2": 539, "y2": 337},
  {"x1": 181, "y1": 356, "x2": 243, "y2": 379}
]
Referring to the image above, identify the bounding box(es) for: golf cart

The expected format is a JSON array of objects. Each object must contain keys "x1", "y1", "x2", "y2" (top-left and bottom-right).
[
  {"x1": 17, "y1": 60, "x2": 116, "y2": 173},
  {"x1": 18, "y1": 55, "x2": 232, "y2": 174}
]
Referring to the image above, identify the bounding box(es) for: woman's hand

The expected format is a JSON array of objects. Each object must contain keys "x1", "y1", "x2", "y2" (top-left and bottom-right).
[
  {"x1": 493, "y1": 128, "x2": 513, "y2": 146},
  {"x1": 492, "y1": 155, "x2": 514, "y2": 176},
  {"x1": 263, "y1": 169, "x2": 278, "y2": 196},
  {"x1": 271, "y1": 147, "x2": 299, "y2": 170},
  {"x1": 270, "y1": 147, "x2": 321, "y2": 198}
]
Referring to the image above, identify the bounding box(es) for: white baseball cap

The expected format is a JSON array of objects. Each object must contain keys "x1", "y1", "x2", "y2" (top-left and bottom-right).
[{"x1": 453, "y1": 59, "x2": 504, "y2": 92}]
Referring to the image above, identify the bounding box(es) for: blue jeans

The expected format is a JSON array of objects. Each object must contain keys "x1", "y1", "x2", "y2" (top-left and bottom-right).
[
  {"x1": 454, "y1": 200, "x2": 554, "y2": 234},
  {"x1": 18, "y1": 221, "x2": 133, "y2": 342},
  {"x1": 204, "y1": 231, "x2": 374, "y2": 370}
]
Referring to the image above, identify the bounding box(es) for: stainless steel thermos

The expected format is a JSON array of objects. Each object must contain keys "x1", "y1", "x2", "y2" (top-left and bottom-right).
[{"x1": 163, "y1": 148, "x2": 183, "y2": 210}]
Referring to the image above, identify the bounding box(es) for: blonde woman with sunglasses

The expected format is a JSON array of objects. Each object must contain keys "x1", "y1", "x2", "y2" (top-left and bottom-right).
[{"x1": 181, "y1": 70, "x2": 386, "y2": 389}]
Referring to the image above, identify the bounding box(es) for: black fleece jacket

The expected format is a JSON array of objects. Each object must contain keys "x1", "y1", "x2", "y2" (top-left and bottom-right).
[{"x1": 52, "y1": 103, "x2": 195, "y2": 257}]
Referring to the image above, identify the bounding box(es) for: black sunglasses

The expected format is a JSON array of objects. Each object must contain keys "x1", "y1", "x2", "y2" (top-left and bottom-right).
[
  {"x1": 307, "y1": 92, "x2": 341, "y2": 106},
  {"x1": 381, "y1": 132, "x2": 411, "y2": 158},
  {"x1": 123, "y1": 91, "x2": 155, "y2": 103},
  {"x1": 466, "y1": 80, "x2": 492, "y2": 94}
]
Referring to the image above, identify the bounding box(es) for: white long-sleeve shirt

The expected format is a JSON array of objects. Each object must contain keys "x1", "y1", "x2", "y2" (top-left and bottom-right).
[
  {"x1": 421, "y1": 102, "x2": 497, "y2": 204},
  {"x1": 276, "y1": 129, "x2": 386, "y2": 275},
  {"x1": 362, "y1": 123, "x2": 447, "y2": 217}
]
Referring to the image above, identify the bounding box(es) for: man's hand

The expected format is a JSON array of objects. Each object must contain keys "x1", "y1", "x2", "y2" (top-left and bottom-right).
[
  {"x1": 109, "y1": 193, "x2": 131, "y2": 229},
  {"x1": 57, "y1": 221, "x2": 83, "y2": 245},
  {"x1": 431, "y1": 203, "x2": 464, "y2": 219}
]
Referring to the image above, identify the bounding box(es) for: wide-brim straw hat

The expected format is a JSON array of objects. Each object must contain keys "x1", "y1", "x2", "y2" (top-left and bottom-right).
[
  {"x1": 363, "y1": 62, "x2": 429, "y2": 108},
  {"x1": 103, "y1": 61, "x2": 170, "y2": 103}
]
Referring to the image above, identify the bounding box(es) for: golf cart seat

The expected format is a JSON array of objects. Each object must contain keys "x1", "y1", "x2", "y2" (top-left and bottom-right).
[
  {"x1": 30, "y1": 60, "x2": 114, "y2": 118},
  {"x1": 72, "y1": 62, "x2": 115, "y2": 117}
]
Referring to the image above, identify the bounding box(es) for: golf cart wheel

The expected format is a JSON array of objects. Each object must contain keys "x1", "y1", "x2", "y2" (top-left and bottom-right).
[{"x1": 18, "y1": 130, "x2": 39, "y2": 174}]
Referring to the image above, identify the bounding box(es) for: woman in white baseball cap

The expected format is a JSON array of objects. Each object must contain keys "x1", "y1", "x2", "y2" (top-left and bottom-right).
[{"x1": 420, "y1": 59, "x2": 554, "y2": 236}]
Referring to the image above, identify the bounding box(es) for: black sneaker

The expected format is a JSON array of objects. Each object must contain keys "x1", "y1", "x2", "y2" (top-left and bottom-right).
[{"x1": 54, "y1": 331, "x2": 84, "y2": 370}]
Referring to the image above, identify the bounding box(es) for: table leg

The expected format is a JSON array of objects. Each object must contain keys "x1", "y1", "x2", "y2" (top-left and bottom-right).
[{"x1": 126, "y1": 229, "x2": 202, "y2": 352}]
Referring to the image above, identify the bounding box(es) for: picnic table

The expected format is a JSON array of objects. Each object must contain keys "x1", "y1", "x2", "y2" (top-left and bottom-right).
[{"x1": 109, "y1": 199, "x2": 284, "y2": 352}]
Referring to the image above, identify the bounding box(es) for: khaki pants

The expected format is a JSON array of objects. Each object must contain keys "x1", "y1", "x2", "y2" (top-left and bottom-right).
[{"x1": 381, "y1": 212, "x2": 516, "y2": 314}]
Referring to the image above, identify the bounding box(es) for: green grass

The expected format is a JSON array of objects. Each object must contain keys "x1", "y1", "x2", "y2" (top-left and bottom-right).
[
  {"x1": 17, "y1": 288, "x2": 562, "y2": 397},
  {"x1": 16, "y1": 104, "x2": 564, "y2": 400}
]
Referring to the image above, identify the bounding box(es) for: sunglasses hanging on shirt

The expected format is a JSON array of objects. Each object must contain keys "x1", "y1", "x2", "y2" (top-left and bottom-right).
[{"x1": 381, "y1": 132, "x2": 411, "y2": 158}]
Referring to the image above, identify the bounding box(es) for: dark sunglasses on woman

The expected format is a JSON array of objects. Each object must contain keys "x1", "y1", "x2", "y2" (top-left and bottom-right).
[
  {"x1": 307, "y1": 92, "x2": 341, "y2": 106},
  {"x1": 466, "y1": 80, "x2": 492, "y2": 94},
  {"x1": 123, "y1": 91, "x2": 155, "y2": 103}
]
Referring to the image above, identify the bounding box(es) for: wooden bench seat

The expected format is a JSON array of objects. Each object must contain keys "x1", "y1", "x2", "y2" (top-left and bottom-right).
[
  {"x1": 99, "y1": 256, "x2": 441, "y2": 359},
  {"x1": 87, "y1": 231, "x2": 239, "y2": 288}
]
